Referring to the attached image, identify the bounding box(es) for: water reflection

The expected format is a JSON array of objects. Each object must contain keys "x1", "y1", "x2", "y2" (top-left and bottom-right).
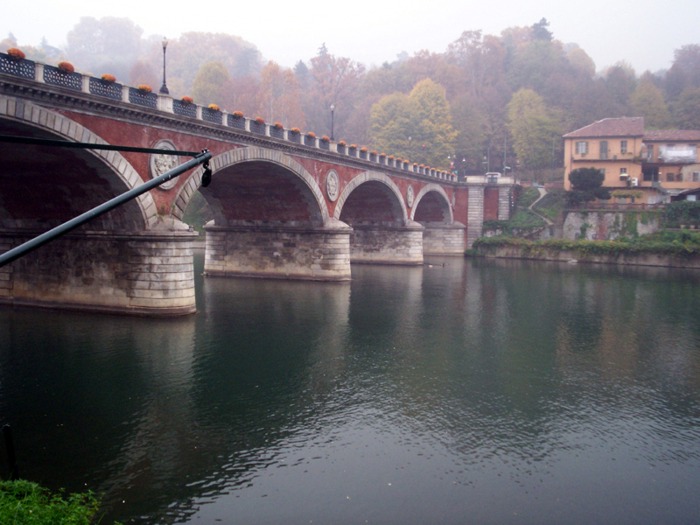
[{"x1": 0, "y1": 256, "x2": 698, "y2": 524}]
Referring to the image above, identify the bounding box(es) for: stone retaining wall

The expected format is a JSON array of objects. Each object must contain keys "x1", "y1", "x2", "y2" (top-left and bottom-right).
[
  {"x1": 474, "y1": 244, "x2": 700, "y2": 269},
  {"x1": 563, "y1": 210, "x2": 661, "y2": 240}
]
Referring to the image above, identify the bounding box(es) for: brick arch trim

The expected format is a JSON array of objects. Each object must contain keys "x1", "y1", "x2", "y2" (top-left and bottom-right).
[
  {"x1": 411, "y1": 183, "x2": 454, "y2": 223},
  {"x1": 0, "y1": 95, "x2": 156, "y2": 228},
  {"x1": 172, "y1": 145, "x2": 329, "y2": 225},
  {"x1": 332, "y1": 170, "x2": 408, "y2": 223}
]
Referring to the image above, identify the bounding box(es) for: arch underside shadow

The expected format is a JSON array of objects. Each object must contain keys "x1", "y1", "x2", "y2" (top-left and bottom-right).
[
  {"x1": 333, "y1": 172, "x2": 423, "y2": 265},
  {"x1": 173, "y1": 146, "x2": 328, "y2": 228},
  {"x1": 412, "y1": 185, "x2": 465, "y2": 256},
  {"x1": 412, "y1": 184, "x2": 454, "y2": 224},
  {"x1": 333, "y1": 171, "x2": 408, "y2": 225},
  {"x1": 0, "y1": 98, "x2": 198, "y2": 316},
  {"x1": 193, "y1": 147, "x2": 350, "y2": 281},
  {"x1": 0, "y1": 96, "x2": 155, "y2": 231}
]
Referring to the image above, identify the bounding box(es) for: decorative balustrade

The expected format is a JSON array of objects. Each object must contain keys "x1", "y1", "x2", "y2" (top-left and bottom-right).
[{"x1": 0, "y1": 51, "x2": 459, "y2": 183}]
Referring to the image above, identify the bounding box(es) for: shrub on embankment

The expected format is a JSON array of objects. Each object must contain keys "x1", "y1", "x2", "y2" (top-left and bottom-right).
[
  {"x1": 663, "y1": 201, "x2": 700, "y2": 229},
  {"x1": 0, "y1": 479, "x2": 117, "y2": 524},
  {"x1": 471, "y1": 231, "x2": 700, "y2": 267}
]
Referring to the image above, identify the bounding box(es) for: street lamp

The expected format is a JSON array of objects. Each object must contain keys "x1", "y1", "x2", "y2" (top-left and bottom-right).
[
  {"x1": 159, "y1": 37, "x2": 169, "y2": 95},
  {"x1": 330, "y1": 104, "x2": 335, "y2": 141}
]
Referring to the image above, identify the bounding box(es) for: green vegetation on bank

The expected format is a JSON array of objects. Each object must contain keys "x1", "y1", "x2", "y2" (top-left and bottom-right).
[
  {"x1": 532, "y1": 190, "x2": 567, "y2": 222},
  {"x1": 474, "y1": 197, "x2": 700, "y2": 259},
  {"x1": 473, "y1": 230, "x2": 700, "y2": 257},
  {"x1": 663, "y1": 201, "x2": 700, "y2": 229},
  {"x1": 0, "y1": 479, "x2": 115, "y2": 525},
  {"x1": 482, "y1": 187, "x2": 567, "y2": 236}
]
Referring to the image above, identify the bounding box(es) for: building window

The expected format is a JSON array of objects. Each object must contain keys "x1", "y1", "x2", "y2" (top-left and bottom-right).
[
  {"x1": 693, "y1": 172, "x2": 700, "y2": 182},
  {"x1": 620, "y1": 140, "x2": 628, "y2": 154},
  {"x1": 619, "y1": 167, "x2": 628, "y2": 181},
  {"x1": 575, "y1": 141, "x2": 588, "y2": 155},
  {"x1": 600, "y1": 140, "x2": 608, "y2": 160}
]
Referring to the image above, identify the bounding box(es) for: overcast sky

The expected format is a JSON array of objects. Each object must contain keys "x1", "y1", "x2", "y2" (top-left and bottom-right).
[{"x1": 3, "y1": 0, "x2": 699, "y2": 73}]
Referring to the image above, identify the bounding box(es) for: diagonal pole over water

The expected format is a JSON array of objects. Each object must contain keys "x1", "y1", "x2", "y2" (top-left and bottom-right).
[{"x1": 0, "y1": 140, "x2": 212, "y2": 268}]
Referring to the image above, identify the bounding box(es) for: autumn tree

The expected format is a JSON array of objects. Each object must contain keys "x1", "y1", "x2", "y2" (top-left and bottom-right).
[
  {"x1": 256, "y1": 61, "x2": 305, "y2": 128},
  {"x1": 507, "y1": 88, "x2": 561, "y2": 174},
  {"x1": 672, "y1": 87, "x2": 700, "y2": 129},
  {"x1": 630, "y1": 75, "x2": 671, "y2": 129},
  {"x1": 192, "y1": 62, "x2": 231, "y2": 108},
  {"x1": 410, "y1": 79, "x2": 458, "y2": 167},
  {"x1": 128, "y1": 59, "x2": 159, "y2": 90},
  {"x1": 665, "y1": 44, "x2": 700, "y2": 100},
  {"x1": 227, "y1": 75, "x2": 261, "y2": 116},
  {"x1": 451, "y1": 92, "x2": 489, "y2": 173},
  {"x1": 532, "y1": 18, "x2": 553, "y2": 41},
  {"x1": 172, "y1": 32, "x2": 262, "y2": 93},
  {"x1": 507, "y1": 35, "x2": 569, "y2": 95},
  {"x1": 369, "y1": 78, "x2": 457, "y2": 168},
  {"x1": 369, "y1": 92, "x2": 413, "y2": 156},
  {"x1": 303, "y1": 44, "x2": 365, "y2": 137},
  {"x1": 66, "y1": 16, "x2": 144, "y2": 81},
  {"x1": 447, "y1": 30, "x2": 506, "y2": 101},
  {"x1": 601, "y1": 62, "x2": 637, "y2": 115},
  {"x1": 565, "y1": 45, "x2": 596, "y2": 77}
]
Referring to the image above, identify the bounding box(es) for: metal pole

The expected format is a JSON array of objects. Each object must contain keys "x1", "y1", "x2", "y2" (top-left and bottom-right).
[
  {"x1": 160, "y1": 37, "x2": 169, "y2": 95},
  {"x1": 330, "y1": 104, "x2": 335, "y2": 141},
  {"x1": 0, "y1": 135, "x2": 201, "y2": 157},
  {"x1": 0, "y1": 150, "x2": 212, "y2": 268}
]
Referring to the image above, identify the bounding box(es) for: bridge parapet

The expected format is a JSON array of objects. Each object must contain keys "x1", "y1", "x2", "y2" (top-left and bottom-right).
[
  {"x1": 463, "y1": 174, "x2": 516, "y2": 185},
  {"x1": 1, "y1": 52, "x2": 458, "y2": 183}
]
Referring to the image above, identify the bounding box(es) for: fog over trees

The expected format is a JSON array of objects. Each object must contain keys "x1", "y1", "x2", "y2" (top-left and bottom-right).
[{"x1": 3, "y1": 17, "x2": 700, "y2": 176}]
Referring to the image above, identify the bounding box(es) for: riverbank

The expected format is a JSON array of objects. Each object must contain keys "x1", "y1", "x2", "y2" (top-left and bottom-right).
[{"x1": 470, "y1": 233, "x2": 700, "y2": 269}]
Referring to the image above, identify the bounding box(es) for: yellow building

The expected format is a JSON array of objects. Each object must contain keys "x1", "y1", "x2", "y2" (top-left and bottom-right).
[{"x1": 563, "y1": 117, "x2": 700, "y2": 203}]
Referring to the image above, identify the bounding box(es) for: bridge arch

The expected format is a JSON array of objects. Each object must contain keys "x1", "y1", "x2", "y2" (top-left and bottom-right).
[
  {"x1": 174, "y1": 145, "x2": 328, "y2": 227},
  {"x1": 333, "y1": 170, "x2": 408, "y2": 225},
  {"x1": 0, "y1": 95, "x2": 157, "y2": 230},
  {"x1": 411, "y1": 184, "x2": 454, "y2": 224}
]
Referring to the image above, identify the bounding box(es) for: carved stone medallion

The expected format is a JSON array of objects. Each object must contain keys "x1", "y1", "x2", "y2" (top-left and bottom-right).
[
  {"x1": 150, "y1": 139, "x2": 179, "y2": 190},
  {"x1": 406, "y1": 185, "x2": 415, "y2": 208},
  {"x1": 326, "y1": 169, "x2": 339, "y2": 202}
]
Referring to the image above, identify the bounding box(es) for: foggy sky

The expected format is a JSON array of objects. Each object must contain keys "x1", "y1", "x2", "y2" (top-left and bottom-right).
[{"x1": 3, "y1": 0, "x2": 699, "y2": 73}]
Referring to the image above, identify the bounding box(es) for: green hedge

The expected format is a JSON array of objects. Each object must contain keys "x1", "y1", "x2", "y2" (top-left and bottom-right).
[
  {"x1": 472, "y1": 231, "x2": 700, "y2": 257},
  {"x1": 663, "y1": 201, "x2": 700, "y2": 228}
]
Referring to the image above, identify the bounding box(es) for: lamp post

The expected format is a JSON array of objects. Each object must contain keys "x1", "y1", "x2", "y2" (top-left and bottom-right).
[
  {"x1": 159, "y1": 37, "x2": 169, "y2": 95},
  {"x1": 330, "y1": 104, "x2": 335, "y2": 141}
]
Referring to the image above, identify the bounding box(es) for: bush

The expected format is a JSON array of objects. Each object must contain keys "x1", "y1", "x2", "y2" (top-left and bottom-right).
[
  {"x1": 516, "y1": 187, "x2": 540, "y2": 208},
  {"x1": 0, "y1": 479, "x2": 102, "y2": 524},
  {"x1": 663, "y1": 201, "x2": 700, "y2": 228},
  {"x1": 569, "y1": 167, "x2": 605, "y2": 191}
]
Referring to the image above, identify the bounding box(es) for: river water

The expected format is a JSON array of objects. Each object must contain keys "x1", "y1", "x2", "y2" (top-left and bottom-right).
[{"x1": 1, "y1": 255, "x2": 699, "y2": 524}]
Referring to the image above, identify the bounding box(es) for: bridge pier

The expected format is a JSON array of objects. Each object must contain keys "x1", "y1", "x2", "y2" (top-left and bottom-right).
[
  {"x1": 349, "y1": 221, "x2": 424, "y2": 265},
  {"x1": 422, "y1": 222, "x2": 466, "y2": 255},
  {"x1": 203, "y1": 220, "x2": 352, "y2": 281},
  {"x1": 467, "y1": 187, "x2": 485, "y2": 248},
  {"x1": 0, "y1": 229, "x2": 198, "y2": 316}
]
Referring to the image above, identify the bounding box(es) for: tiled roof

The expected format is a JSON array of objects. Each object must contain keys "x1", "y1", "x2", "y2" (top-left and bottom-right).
[
  {"x1": 643, "y1": 129, "x2": 700, "y2": 141},
  {"x1": 563, "y1": 117, "x2": 645, "y2": 138}
]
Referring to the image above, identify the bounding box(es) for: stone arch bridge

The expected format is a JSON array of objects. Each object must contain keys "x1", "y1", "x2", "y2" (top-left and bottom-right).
[{"x1": 0, "y1": 53, "x2": 514, "y2": 316}]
